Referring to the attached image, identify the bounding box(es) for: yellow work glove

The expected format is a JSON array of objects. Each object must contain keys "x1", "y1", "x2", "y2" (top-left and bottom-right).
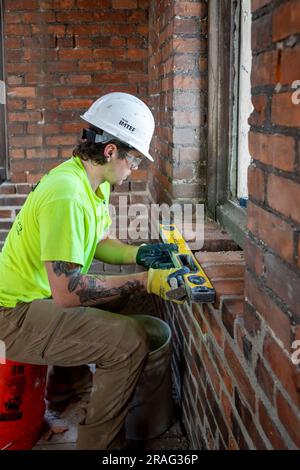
[{"x1": 147, "y1": 267, "x2": 190, "y2": 304}]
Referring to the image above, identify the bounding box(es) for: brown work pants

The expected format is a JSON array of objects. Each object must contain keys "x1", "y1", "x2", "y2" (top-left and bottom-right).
[{"x1": 0, "y1": 297, "x2": 149, "y2": 449}]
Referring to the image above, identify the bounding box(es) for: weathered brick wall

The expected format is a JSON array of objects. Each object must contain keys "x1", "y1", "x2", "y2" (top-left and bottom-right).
[
  {"x1": 1, "y1": 0, "x2": 150, "y2": 246},
  {"x1": 244, "y1": 0, "x2": 300, "y2": 448},
  {"x1": 4, "y1": 0, "x2": 149, "y2": 184},
  {"x1": 148, "y1": 0, "x2": 208, "y2": 205},
  {"x1": 153, "y1": 0, "x2": 300, "y2": 450},
  {"x1": 153, "y1": 251, "x2": 246, "y2": 449}
]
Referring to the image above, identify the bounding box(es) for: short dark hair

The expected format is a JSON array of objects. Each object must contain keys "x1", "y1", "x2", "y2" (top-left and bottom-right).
[{"x1": 73, "y1": 130, "x2": 132, "y2": 165}]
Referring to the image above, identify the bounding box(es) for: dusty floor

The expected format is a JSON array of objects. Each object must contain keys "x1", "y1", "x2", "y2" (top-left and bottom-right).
[{"x1": 33, "y1": 393, "x2": 189, "y2": 451}]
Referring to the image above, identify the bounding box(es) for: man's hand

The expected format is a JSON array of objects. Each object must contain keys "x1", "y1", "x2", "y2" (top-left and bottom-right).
[
  {"x1": 146, "y1": 266, "x2": 190, "y2": 304},
  {"x1": 136, "y1": 243, "x2": 178, "y2": 269}
]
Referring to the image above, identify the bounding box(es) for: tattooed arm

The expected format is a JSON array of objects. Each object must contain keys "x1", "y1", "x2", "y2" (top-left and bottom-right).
[{"x1": 45, "y1": 261, "x2": 148, "y2": 308}]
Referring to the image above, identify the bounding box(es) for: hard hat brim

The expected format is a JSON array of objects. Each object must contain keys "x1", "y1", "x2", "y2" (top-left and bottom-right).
[{"x1": 80, "y1": 114, "x2": 154, "y2": 162}]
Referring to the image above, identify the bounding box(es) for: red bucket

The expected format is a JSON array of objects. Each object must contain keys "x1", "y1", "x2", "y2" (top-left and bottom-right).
[{"x1": 0, "y1": 360, "x2": 47, "y2": 450}]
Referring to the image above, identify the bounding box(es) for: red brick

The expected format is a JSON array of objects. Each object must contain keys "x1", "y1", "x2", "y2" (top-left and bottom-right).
[
  {"x1": 5, "y1": 24, "x2": 30, "y2": 35},
  {"x1": 0, "y1": 210, "x2": 14, "y2": 218},
  {"x1": 248, "y1": 95, "x2": 268, "y2": 127},
  {"x1": 191, "y1": 303, "x2": 208, "y2": 336},
  {"x1": 267, "y1": 173, "x2": 300, "y2": 224},
  {"x1": 0, "y1": 184, "x2": 16, "y2": 195},
  {"x1": 272, "y1": 92, "x2": 300, "y2": 127},
  {"x1": 255, "y1": 357, "x2": 274, "y2": 404},
  {"x1": 280, "y1": 45, "x2": 300, "y2": 85},
  {"x1": 7, "y1": 63, "x2": 40, "y2": 74},
  {"x1": 174, "y1": 17, "x2": 199, "y2": 34},
  {"x1": 174, "y1": 2, "x2": 207, "y2": 17},
  {"x1": 210, "y1": 342, "x2": 233, "y2": 395},
  {"x1": 248, "y1": 132, "x2": 295, "y2": 172},
  {"x1": 221, "y1": 299, "x2": 244, "y2": 339},
  {"x1": 273, "y1": 0, "x2": 300, "y2": 41},
  {"x1": 234, "y1": 389, "x2": 266, "y2": 449},
  {"x1": 236, "y1": 324, "x2": 253, "y2": 364},
  {"x1": 201, "y1": 342, "x2": 220, "y2": 396},
  {"x1": 59, "y1": 99, "x2": 92, "y2": 110},
  {"x1": 172, "y1": 37, "x2": 203, "y2": 53},
  {"x1": 252, "y1": 14, "x2": 272, "y2": 51},
  {"x1": 0, "y1": 195, "x2": 26, "y2": 206},
  {"x1": 248, "y1": 165, "x2": 265, "y2": 202},
  {"x1": 6, "y1": 50, "x2": 23, "y2": 62},
  {"x1": 9, "y1": 149, "x2": 25, "y2": 159},
  {"x1": 5, "y1": 37, "x2": 21, "y2": 48},
  {"x1": 76, "y1": 0, "x2": 107, "y2": 7},
  {"x1": 203, "y1": 304, "x2": 224, "y2": 347},
  {"x1": 224, "y1": 340, "x2": 256, "y2": 411},
  {"x1": 243, "y1": 301, "x2": 262, "y2": 337},
  {"x1": 171, "y1": 183, "x2": 202, "y2": 199},
  {"x1": 265, "y1": 251, "x2": 300, "y2": 319},
  {"x1": 264, "y1": 334, "x2": 300, "y2": 408},
  {"x1": 27, "y1": 149, "x2": 58, "y2": 159},
  {"x1": 172, "y1": 164, "x2": 195, "y2": 180},
  {"x1": 195, "y1": 251, "x2": 245, "y2": 266},
  {"x1": 79, "y1": 61, "x2": 113, "y2": 72},
  {"x1": 10, "y1": 135, "x2": 43, "y2": 148},
  {"x1": 45, "y1": 135, "x2": 75, "y2": 146},
  {"x1": 251, "y1": 51, "x2": 278, "y2": 87},
  {"x1": 9, "y1": 87, "x2": 36, "y2": 98},
  {"x1": 203, "y1": 264, "x2": 244, "y2": 280},
  {"x1": 211, "y1": 279, "x2": 244, "y2": 310},
  {"x1": 258, "y1": 401, "x2": 287, "y2": 449},
  {"x1": 16, "y1": 184, "x2": 33, "y2": 194},
  {"x1": 276, "y1": 390, "x2": 300, "y2": 447},
  {"x1": 59, "y1": 49, "x2": 89, "y2": 61},
  {"x1": 244, "y1": 238, "x2": 264, "y2": 278},
  {"x1": 247, "y1": 202, "x2": 294, "y2": 264},
  {"x1": 112, "y1": 0, "x2": 137, "y2": 8},
  {"x1": 245, "y1": 272, "x2": 292, "y2": 350}
]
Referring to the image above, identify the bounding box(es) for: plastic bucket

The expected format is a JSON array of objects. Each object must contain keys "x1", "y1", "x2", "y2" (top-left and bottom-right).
[
  {"x1": 125, "y1": 314, "x2": 173, "y2": 440},
  {"x1": 0, "y1": 360, "x2": 47, "y2": 450}
]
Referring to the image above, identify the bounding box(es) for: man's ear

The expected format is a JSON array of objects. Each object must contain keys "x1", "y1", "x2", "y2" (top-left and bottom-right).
[{"x1": 103, "y1": 143, "x2": 117, "y2": 162}]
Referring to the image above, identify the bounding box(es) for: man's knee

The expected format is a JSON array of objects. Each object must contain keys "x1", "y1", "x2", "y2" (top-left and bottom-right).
[{"x1": 120, "y1": 316, "x2": 149, "y2": 363}]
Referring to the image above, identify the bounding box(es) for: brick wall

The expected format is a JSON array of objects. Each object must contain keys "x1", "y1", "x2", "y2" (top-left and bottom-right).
[
  {"x1": 0, "y1": 0, "x2": 150, "y2": 246},
  {"x1": 153, "y1": 0, "x2": 300, "y2": 450},
  {"x1": 148, "y1": 0, "x2": 208, "y2": 205},
  {"x1": 4, "y1": 0, "x2": 149, "y2": 185},
  {"x1": 244, "y1": 0, "x2": 300, "y2": 448}
]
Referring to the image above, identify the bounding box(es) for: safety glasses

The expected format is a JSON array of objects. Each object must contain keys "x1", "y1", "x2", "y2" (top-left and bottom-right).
[{"x1": 124, "y1": 152, "x2": 143, "y2": 170}]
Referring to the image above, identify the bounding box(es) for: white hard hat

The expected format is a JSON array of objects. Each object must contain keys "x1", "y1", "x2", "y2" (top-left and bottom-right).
[{"x1": 80, "y1": 92, "x2": 155, "y2": 162}]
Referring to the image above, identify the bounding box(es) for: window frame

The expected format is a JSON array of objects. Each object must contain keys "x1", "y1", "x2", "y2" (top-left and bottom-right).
[{"x1": 207, "y1": 0, "x2": 248, "y2": 248}]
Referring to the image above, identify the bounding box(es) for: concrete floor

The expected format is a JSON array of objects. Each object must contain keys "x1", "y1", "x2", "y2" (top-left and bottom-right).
[{"x1": 33, "y1": 393, "x2": 189, "y2": 451}]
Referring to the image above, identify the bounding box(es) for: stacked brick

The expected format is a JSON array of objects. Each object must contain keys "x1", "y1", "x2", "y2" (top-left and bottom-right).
[{"x1": 148, "y1": 0, "x2": 208, "y2": 204}]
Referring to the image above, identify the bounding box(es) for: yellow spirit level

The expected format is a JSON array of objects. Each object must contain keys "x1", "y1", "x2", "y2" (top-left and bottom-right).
[{"x1": 160, "y1": 223, "x2": 215, "y2": 303}]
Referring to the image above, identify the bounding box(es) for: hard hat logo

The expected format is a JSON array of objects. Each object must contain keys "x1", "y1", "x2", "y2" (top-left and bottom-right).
[
  {"x1": 119, "y1": 119, "x2": 136, "y2": 133},
  {"x1": 80, "y1": 92, "x2": 155, "y2": 162}
]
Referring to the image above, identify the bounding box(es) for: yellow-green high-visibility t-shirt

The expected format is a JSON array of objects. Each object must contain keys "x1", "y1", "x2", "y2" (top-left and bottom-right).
[{"x1": 0, "y1": 156, "x2": 112, "y2": 308}]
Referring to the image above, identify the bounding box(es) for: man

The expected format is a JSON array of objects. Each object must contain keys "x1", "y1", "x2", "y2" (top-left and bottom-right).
[{"x1": 0, "y1": 92, "x2": 187, "y2": 449}]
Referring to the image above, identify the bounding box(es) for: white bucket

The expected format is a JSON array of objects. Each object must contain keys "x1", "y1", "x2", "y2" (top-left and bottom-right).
[{"x1": 125, "y1": 314, "x2": 173, "y2": 440}]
